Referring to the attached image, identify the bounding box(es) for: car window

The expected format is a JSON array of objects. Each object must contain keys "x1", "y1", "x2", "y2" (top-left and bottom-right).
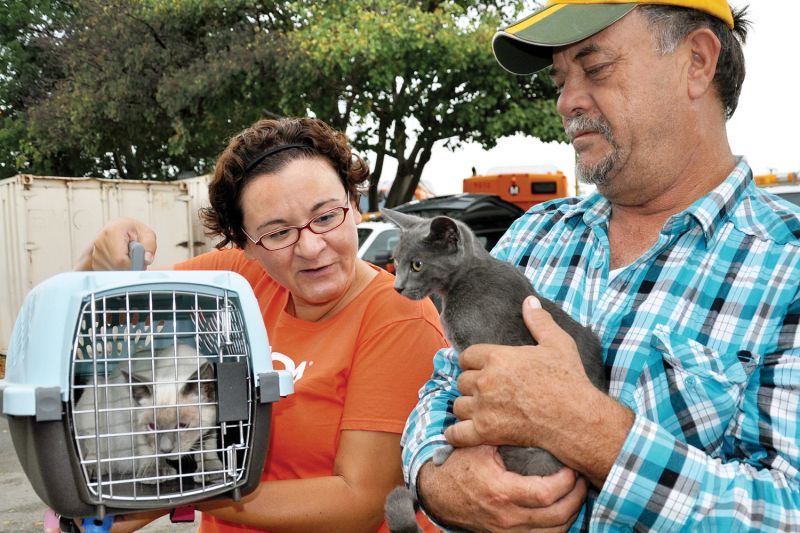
[
  {"x1": 777, "y1": 192, "x2": 800, "y2": 207},
  {"x1": 363, "y1": 229, "x2": 400, "y2": 262},
  {"x1": 357, "y1": 228, "x2": 373, "y2": 248}
]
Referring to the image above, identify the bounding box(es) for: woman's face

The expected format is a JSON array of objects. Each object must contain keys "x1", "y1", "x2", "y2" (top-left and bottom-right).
[{"x1": 240, "y1": 156, "x2": 360, "y2": 308}]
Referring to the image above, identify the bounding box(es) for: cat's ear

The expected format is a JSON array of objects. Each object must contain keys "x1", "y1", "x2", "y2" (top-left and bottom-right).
[
  {"x1": 121, "y1": 368, "x2": 152, "y2": 405},
  {"x1": 428, "y1": 217, "x2": 460, "y2": 249},
  {"x1": 183, "y1": 362, "x2": 216, "y2": 401},
  {"x1": 380, "y1": 208, "x2": 422, "y2": 229}
]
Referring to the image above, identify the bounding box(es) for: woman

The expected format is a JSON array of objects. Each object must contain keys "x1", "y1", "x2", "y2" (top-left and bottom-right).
[{"x1": 78, "y1": 118, "x2": 445, "y2": 532}]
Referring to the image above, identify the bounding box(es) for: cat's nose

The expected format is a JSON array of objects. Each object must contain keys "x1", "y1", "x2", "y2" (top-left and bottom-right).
[
  {"x1": 159, "y1": 435, "x2": 174, "y2": 453},
  {"x1": 394, "y1": 285, "x2": 404, "y2": 294}
]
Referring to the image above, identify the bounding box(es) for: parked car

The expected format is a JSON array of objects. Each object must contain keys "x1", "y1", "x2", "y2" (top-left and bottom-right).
[
  {"x1": 357, "y1": 221, "x2": 400, "y2": 271},
  {"x1": 393, "y1": 193, "x2": 525, "y2": 251},
  {"x1": 764, "y1": 184, "x2": 800, "y2": 207},
  {"x1": 358, "y1": 193, "x2": 526, "y2": 274}
]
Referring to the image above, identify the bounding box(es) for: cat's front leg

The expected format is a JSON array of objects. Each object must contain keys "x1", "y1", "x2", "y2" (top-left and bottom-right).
[
  {"x1": 433, "y1": 444, "x2": 455, "y2": 466},
  {"x1": 136, "y1": 457, "x2": 177, "y2": 484},
  {"x1": 194, "y1": 433, "x2": 224, "y2": 483}
]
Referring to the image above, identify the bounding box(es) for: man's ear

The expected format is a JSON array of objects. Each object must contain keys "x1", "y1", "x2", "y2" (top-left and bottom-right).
[{"x1": 685, "y1": 27, "x2": 721, "y2": 101}]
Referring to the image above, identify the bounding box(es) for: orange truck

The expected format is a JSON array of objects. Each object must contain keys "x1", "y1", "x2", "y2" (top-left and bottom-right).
[
  {"x1": 463, "y1": 168, "x2": 569, "y2": 211},
  {"x1": 754, "y1": 171, "x2": 799, "y2": 187}
]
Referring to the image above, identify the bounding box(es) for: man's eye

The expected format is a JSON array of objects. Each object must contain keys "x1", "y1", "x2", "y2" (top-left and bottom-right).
[{"x1": 585, "y1": 64, "x2": 610, "y2": 77}]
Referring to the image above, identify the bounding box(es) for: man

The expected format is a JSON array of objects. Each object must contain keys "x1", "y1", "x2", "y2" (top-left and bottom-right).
[{"x1": 402, "y1": 1, "x2": 800, "y2": 531}]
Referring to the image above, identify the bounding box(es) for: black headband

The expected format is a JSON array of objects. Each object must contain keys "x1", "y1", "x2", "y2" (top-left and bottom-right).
[{"x1": 243, "y1": 143, "x2": 309, "y2": 174}]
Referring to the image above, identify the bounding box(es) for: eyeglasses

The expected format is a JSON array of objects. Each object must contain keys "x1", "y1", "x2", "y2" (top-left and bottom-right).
[{"x1": 242, "y1": 194, "x2": 351, "y2": 251}]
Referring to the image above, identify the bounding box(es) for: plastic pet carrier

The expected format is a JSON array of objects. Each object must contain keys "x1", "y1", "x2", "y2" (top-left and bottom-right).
[{"x1": 0, "y1": 248, "x2": 293, "y2": 521}]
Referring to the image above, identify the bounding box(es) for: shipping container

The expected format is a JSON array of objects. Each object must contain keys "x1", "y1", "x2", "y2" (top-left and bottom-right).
[{"x1": 0, "y1": 174, "x2": 214, "y2": 354}]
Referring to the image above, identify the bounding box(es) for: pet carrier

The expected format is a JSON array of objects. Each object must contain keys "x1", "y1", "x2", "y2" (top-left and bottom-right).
[{"x1": 0, "y1": 247, "x2": 293, "y2": 521}]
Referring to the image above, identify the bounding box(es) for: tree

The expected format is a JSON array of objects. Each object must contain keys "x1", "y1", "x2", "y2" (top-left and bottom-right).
[
  {"x1": 2, "y1": 0, "x2": 293, "y2": 180},
  {"x1": 0, "y1": 0, "x2": 77, "y2": 178},
  {"x1": 1, "y1": 0, "x2": 565, "y2": 199},
  {"x1": 279, "y1": 0, "x2": 565, "y2": 209}
]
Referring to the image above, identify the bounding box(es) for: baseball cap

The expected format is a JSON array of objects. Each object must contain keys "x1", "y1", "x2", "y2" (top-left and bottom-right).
[{"x1": 492, "y1": 1, "x2": 735, "y2": 75}]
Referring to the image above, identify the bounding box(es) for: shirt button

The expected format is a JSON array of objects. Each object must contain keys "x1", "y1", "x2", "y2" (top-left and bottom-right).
[
  {"x1": 685, "y1": 376, "x2": 698, "y2": 388},
  {"x1": 594, "y1": 259, "x2": 604, "y2": 269}
]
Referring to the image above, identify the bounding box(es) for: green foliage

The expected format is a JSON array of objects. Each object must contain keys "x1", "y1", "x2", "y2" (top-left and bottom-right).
[
  {"x1": 1, "y1": 0, "x2": 289, "y2": 179},
  {"x1": 0, "y1": 0, "x2": 566, "y2": 203},
  {"x1": 280, "y1": 0, "x2": 564, "y2": 207}
]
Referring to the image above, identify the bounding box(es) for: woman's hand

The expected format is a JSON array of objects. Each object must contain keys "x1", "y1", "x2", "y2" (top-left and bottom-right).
[{"x1": 74, "y1": 218, "x2": 157, "y2": 271}]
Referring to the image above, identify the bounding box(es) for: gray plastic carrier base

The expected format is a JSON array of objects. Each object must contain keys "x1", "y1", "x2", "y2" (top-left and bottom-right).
[{"x1": 7, "y1": 401, "x2": 271, "y2": 519}]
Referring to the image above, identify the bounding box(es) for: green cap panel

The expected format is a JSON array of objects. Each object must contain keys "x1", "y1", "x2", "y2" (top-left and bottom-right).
[{"x1": 493, "y1": 3, "x2": 637, "y2": 75}]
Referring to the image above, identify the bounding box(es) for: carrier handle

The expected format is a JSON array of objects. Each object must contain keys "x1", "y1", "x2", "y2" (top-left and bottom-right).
[{"x1": 128, "y1": 241, "x2": 146, "y2": 271}]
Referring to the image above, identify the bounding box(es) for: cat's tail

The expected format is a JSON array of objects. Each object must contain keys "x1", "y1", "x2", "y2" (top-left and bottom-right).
[{"x1": 384, "y1": 486, "x2": 423, "y2": 533}]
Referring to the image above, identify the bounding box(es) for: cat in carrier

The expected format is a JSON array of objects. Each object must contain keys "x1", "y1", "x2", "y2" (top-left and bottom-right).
[{"x1": 73, "y1": 343, "x2": 224, "y2": 484}]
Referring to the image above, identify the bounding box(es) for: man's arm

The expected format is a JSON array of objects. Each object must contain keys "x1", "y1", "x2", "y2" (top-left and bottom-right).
[
  {"x1": 448, "y1": 296, "x2": 800, "y2": 530},
  {"x1": 401, "y1": 347, "x2": 586, "y2": 531}
]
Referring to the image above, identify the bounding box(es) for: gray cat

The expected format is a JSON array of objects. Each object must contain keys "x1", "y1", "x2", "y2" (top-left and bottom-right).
[{"x1": 380, "y1": 208, "x2": 607, "y2": 533}]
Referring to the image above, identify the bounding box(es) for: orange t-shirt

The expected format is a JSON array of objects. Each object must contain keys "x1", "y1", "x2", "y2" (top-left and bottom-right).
[{"x1": 174, "y1": 249, "x2": 445, "y2": 532}]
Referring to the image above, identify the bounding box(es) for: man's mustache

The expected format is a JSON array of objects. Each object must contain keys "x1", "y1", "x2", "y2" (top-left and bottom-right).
[{"x1": 564, "y1": 115, "x2": 614, "y2": 143}]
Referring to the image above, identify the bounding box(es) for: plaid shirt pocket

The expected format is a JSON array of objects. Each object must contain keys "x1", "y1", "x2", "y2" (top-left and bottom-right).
[{"x1": 639, "y1": 325, "x2": 754, "y2": 455}]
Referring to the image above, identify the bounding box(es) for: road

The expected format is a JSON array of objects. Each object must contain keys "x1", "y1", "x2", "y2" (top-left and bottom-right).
[{"x1": 0, "y1": 417, "x2": 197, "y2": 532}]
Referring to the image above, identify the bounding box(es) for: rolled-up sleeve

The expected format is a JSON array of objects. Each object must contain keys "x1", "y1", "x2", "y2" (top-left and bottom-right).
[{"x1": 401, "y1": 347, "x2": 462, "y2": 494}]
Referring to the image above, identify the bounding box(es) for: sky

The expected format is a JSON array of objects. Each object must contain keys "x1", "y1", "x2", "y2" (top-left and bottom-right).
[{"x1": 380, "y1": 2, "x2": 799, "y2": 196}]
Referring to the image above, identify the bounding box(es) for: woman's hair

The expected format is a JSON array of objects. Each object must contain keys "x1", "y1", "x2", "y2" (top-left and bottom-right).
[
  {"x1": 201, "y1": 117, "x2": 371, "y2": 249},
  {"x1": 640, "y1": 4, "x2": 750, "y2": 119}
]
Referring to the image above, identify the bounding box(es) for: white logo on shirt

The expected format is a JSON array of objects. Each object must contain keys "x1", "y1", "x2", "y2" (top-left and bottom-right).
[{"x1": 271, "y1": 351, "x2": 313, "y2": 383}]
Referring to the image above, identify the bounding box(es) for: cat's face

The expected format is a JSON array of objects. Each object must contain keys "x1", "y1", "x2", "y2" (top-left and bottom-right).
[
  {"x1": 380, "y1": 209, "x2": 466, "y2": 299},
  {"x1": 129, "y1": 355, "x2": 216, "y2": 458}
]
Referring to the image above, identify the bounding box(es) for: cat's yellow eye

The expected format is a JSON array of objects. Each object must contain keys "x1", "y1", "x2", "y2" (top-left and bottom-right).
[{"x1": 411, "y1": 260, "x2": 424, "y2": 272}]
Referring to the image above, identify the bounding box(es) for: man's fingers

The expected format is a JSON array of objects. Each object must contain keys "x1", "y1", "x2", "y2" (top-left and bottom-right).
[
  {"x1": 458, "y1": 344, "x2": 490, "y2": 371},
  {"x1": 452, "y1": 394, "x2": 475, "y2": 422},
  {"x1": 455, "y1": 369, "x2": 480, "y2": 395},
  {"x1": 523, "y1": 296, "x2": 577, "y2": 351},
  {"x1": 506, "y1": 466, "x2": 578, "y2": 507},
  {"x1": 444, "y1": 419, "x2": 484, "y2": 447},
  {"x1": 513, "y1": 472, "x2": 588, "y2": 528}
]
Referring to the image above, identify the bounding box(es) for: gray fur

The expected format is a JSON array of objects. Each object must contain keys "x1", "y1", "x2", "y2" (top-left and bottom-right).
[
  {"x1": 384, "y1": 486, "x2": 422, "y2": 533},
  {"x1": 380, "y1": 208, "x2": 607, "y2": 533}
]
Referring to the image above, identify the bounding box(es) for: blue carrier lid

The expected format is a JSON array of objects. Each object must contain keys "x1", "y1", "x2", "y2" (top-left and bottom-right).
[{"x1": 1, "y1": 270, "x2": 293, "y2": 417}]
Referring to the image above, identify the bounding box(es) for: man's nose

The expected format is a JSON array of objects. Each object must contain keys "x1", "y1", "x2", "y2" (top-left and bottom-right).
[{"x1": 556, "y1": 78, "x2": 592, "y2": 121}]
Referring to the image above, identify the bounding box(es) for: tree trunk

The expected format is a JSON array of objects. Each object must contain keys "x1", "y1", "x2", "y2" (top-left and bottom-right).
[
  {"x1": 124, "y1": 145, "x2": 141, "y2": 180},
  {"x1": 385, "y1": 140, "x2": 433, "y2": 207},
  {"x1": 112, "y1": 150, "x2": 128, "y2": 179},
  {"x1": 368, "y1": 113, "x2": 390, "y2": 212}
]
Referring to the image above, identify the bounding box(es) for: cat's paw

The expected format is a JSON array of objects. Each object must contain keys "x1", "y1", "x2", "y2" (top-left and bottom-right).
[
  {"x1": 136, "y1": 460, "x2": 177, "y2": 484},
  {"x1": 433, "y1": 444, "x2": 454, "y2": 466},
  {"x1": 193, "y1": 455, "x2": 225, "y2": 484}
]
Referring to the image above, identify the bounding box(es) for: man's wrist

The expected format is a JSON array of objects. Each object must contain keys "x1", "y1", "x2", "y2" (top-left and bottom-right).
[
  {"x1": 559, "y1": 387, "x2": 635, "y2": 487},
  {"x1": 417, "y1": 460, "x2": 459, "y2": 531}
]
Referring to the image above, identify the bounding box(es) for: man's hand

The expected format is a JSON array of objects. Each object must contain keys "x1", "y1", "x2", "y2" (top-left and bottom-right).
[
  {"x1": 74, "y1": 218, "x2": 157, "y2": 271},
  {"x1": 418, "y1": 446, "x2": 587, "y2": 532},
  {"x1": 446, "y1": 296, "x2": 634, "y2": 487}
]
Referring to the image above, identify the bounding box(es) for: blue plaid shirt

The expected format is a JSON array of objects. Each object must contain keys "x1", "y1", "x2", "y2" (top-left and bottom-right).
[{"x1": 401, "y1": 159, "x2": 800, "y2": 531}]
